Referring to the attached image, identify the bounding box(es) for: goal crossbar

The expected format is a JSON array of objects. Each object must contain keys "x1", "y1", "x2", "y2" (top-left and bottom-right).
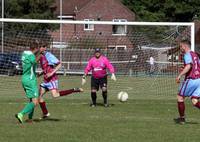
[
  {"x1": 0, "y1": 18, "x2": 195, "y2": 50},
  {"x1": 0, "y1": 18, "x2": 194, "y2": 26}
]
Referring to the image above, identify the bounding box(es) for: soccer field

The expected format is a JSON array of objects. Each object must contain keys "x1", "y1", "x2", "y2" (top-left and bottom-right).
[{"x1": 0, "y1": 75, "x2": 200, "y2": 142}]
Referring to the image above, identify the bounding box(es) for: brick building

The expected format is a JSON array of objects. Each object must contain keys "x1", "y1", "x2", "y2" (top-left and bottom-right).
[{"x1": 51, "y1": 0, "x2": 136, "y2": 50}]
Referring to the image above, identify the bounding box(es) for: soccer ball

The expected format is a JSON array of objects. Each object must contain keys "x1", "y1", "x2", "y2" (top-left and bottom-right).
[{"x1": 117, "y1": 91, "x2": 128, "y2": 102}]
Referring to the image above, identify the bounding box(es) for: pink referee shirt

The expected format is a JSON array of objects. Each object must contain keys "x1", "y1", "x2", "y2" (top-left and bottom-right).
[{"x1": 84, "y1": 55, "x2": 115, "y2": 79}]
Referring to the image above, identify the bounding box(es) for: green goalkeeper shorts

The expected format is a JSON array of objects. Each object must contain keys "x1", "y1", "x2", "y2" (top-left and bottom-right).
[{"x1": 22, "y1": 79, "x2": 39, "y2": 99}]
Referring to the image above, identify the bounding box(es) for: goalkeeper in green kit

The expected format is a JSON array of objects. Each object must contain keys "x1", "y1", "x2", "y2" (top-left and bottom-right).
[{"x1": 15, "y1": 42, "x2": 41, "y2": 123}]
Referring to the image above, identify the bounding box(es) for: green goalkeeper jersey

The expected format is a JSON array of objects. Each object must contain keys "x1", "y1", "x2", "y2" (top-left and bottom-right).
[{"x1": 21, "y1": 51, "x2": 37, "y2": 81}]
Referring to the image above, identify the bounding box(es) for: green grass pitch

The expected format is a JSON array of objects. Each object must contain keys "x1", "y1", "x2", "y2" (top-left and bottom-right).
[{"x1": 0, "y1": 75, "x2": 200, "y2": 142}]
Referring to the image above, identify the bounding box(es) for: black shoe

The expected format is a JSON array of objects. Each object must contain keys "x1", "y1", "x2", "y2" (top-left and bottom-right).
[{"x1": 174, "y1": 117, "x2": 185, "y2": 124}]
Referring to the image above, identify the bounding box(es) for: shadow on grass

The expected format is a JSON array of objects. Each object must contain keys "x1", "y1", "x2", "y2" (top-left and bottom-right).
[
  {"x1": 185, "y1": 121, "x2": 199, "y2": 125},
  {"x1": 84, "y1": 103, "x2": 116, "y2": 108},
  {"x1": 32, "y1": 118, "x2": 61, "y2": 123},
  {"x1": 173, "y1": 118, "x2": 199, "y2": 125},
  {"x1": 173, "y1": 122, "x2": 199, "y2": 125},
  {"x1": 96, "y1": 103, "x2": 115, "y2": 107}
]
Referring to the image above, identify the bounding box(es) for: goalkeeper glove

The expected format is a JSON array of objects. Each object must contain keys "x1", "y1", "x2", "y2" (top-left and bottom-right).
[
  {"x1": 111, "y1": 73, "x2": 116, "y2": 81},
  {"x1": 82, "y1": 75, "x2": 86, "y2": 85}
]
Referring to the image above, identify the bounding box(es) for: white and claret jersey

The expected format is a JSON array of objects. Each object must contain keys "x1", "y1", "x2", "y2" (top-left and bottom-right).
[
  {"x1": 39, "y1": 51, "x2": 60, "y2": 83},
  {"x1": 178, "y1": 51, "x2": 200, "y2": 98},
  {"x1": 21, "y1": 51, "x2": 37, "y2": 81},
  {"x1": 184, "y1": 51, "x2": 200, "y2": 80}
]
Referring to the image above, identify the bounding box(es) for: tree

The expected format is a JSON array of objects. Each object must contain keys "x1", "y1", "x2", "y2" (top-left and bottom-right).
[
  {"x1": 1, "y1": 0, "x2": 57, "y2": 32},
  {"x1": 122, "y1": 0, "x2": 200, "y2": 22}
]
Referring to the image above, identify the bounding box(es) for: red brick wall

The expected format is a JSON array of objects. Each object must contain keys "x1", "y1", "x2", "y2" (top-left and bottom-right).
[{"x1": 52, "y1": 0, "x2": 135, "y2": 49}]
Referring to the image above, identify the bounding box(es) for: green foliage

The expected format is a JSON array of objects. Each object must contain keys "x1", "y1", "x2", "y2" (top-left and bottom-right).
[
  {"x1": 4, "y1": 0, "x2": 55, "y2": 19},
  {"x1": 122, "y1": 0, "x2": 200, "y2": 22},
  {"x1": 2, "y1": 0, "x2": 57, "y2": 32}
]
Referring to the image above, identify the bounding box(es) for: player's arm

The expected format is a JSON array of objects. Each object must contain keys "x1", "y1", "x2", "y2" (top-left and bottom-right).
[
  {"x1": 176, "y1": 53, "x2": 193, "y2": 83},
  {"x1": 176, "y1": 64, "x2": 191, "y2": 83},
  {"x1": 51, "y1": 62, "x2": 62, "y2": 74},
  {"x1": 46, "y1": 62, "x2": 61, "y2": 78},
  {"x1": 105, "y1": 57, "x2": 116, "y2": 81},
  {"x1": 82, "y1": 59, "x2": 92, "y2": 85}
]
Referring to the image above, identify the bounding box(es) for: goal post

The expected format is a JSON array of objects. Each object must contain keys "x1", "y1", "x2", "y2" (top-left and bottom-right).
[
  {"x1": 0, "y1": 18, "x2": 195, "y2": 97},
  {"x1": 0, "y1": 18, "x2": 195, "y2": 50}
]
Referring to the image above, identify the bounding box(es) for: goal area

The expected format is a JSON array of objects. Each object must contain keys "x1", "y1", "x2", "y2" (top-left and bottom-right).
[{"x1": 0, "y1": 18, "x2": 195, "y2": 97}]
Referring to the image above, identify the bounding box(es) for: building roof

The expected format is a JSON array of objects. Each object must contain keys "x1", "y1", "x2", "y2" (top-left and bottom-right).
[
  {"x1": 53, "y1": 0, "x2": 129, "y2": 16},
  {"x1": 53, "y1": 0, "x2": 92, "y2": 15}
]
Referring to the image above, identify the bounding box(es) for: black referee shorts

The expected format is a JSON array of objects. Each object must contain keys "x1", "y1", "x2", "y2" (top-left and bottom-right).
[{"x1": 91, "y1": 76, "x2": 107, "y2": 91}]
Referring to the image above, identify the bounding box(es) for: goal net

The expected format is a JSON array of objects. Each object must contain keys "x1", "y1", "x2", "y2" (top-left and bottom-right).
[{"x1": 0, "y1": 19, "x2": 194, "y2": 98}]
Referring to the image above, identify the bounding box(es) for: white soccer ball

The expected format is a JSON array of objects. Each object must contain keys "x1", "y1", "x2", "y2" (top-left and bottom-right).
[{"x1": 117, "y1": 91, "x2": 128, "y2": 102}]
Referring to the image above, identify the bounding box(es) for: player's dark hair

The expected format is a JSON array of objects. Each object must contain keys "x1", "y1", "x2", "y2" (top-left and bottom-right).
[
  {"x1": 29, "y1": 40, "x2": 39, "y2": 50},
  {"x1": 40, "y1": 41, "x2": 48, "y2": 48},
  {"x1": 180, "y1": 39, "x2": 191, "y2": 46}
]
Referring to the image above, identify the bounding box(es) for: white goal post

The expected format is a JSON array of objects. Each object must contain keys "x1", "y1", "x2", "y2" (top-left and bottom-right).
[{"x1": 0, "y1": 18, "x2": 195, "y2": 50}]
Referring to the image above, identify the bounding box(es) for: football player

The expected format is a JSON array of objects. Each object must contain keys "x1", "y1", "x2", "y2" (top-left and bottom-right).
[
  {"x1": 82, "y1": 48, "x2": 116, "y2": 107},
  {"x1": 38, "y1": 43, "x2": 83, "y2": 118},
  {"x1": 175, "y1": 39, "x2": 200, "y2": 124}
]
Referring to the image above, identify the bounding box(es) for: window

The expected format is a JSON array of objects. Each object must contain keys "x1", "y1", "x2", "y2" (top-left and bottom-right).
[
  {"x1": 107, "y1": 46, "x2": 116, "y2": 50},
  {"x1": 116, "y1": 46, "x2": 127, "y2": 50},
  {"x1": 108, "y1": 45, "x2": 127, "y2": 50},
  {"x1": 112, "y1": 19, "x2": 127, "y2": 35},
  {"x1": 175, "y1": 55, "x2": 179, "y2": 61},
  {"x1": 132, "y1": 55, "x2": 138, "y2": 59},
  {"x1": 50, "y1": 42, "x2": 68, "y2": 48},
  {"x1": 84, "y1": 19, "x2": 94, "y2": 31},
  {"x1": 57, "y1": 15, "x2": 74, "y2": 20},
  {"x1": 168, "y1": 55, "x2": 172, "y2": 60}
]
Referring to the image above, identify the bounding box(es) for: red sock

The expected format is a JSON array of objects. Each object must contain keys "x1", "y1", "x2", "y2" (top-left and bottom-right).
[
  {"x1": 177, "y1": 102, "x2": 185, "y2": 118},
  {"x1": 194, "y1": 102, "x2": 200, "y2": 109},
  {"x1": 39, "y1": 102, "x2": 48, "y2": 115},
  {"x1": 59, "y1": 89, "x2": 75, "y2": 96}
]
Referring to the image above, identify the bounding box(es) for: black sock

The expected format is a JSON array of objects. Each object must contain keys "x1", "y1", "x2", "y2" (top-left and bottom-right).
[
  {"x1": 102, "y1": 91, "x2": 107, "y2": 104},
  {"x1": 91, "y1": 92, "x2": 97, "y2": 105}
]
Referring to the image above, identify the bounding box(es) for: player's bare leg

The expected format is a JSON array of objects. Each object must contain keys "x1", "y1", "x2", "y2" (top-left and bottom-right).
[{"x1": 90, "y1": 89, "x2": 97, "y2": 107}]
